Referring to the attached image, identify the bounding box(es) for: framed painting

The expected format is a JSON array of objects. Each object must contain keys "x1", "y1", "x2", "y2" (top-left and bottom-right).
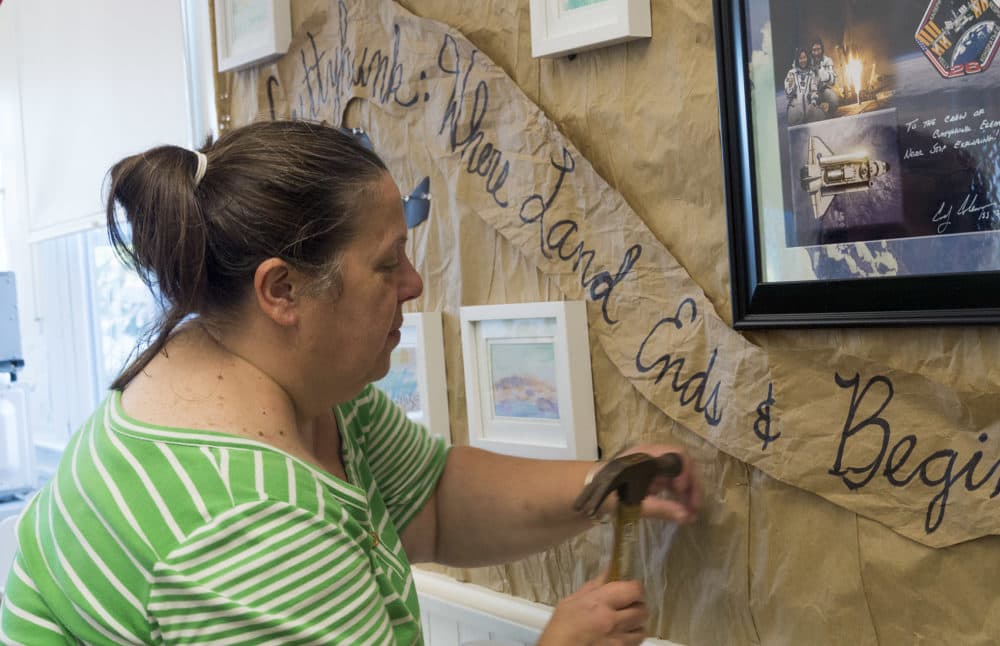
[
  {"x1": 459, "y1": 301, "x2": 597, "y2": 460},
  {"x1": 214, "y1": 0, "x2": 292, "y2": 73},
  {"x1": 374, "y1": 312, "x2": 451, "y2": 445},
  {"x1": 529, "y1": 0, "x2": 651, "y2": 58},
  {"x1": 714, "y1": 0, "x2": 1000, "y2": 327}
]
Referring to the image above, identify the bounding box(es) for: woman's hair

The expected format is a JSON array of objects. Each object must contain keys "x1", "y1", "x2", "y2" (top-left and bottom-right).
[
  {"x1": 105, "y1": 120, "x2": 388, "y2": 389},
  {"x1": 795, "y1": 47, "x2": 810, "y2": 69}
]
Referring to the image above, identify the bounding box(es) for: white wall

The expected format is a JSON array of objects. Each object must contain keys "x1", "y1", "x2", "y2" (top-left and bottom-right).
[{"x1": 16, "y1": 1, "x2": 193, "y2": 239}]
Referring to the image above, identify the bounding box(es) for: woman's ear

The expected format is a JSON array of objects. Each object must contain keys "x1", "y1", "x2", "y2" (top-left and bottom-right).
[{"x1": 253, "y1": 258, "x2": 302, "y2": 326}]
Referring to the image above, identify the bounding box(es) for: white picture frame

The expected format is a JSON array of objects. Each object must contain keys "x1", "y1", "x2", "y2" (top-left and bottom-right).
[
  {"x1": 529, "y1": 0, "x2": 651, "y2": 59},
  {"x1": 214, "y1": 0, "x2": 292, "y2": 73},
  {"x1": 459, "y1": 301, "x2": 597, "y2": 460},
  {"x1": 374, "y1": 312, "x2": 451, "y2": 445}
]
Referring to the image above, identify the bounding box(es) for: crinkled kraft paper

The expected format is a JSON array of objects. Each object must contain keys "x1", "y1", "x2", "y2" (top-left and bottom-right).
[{"x1": 220, "y1": 1, "x2": 1000, "y2": 643}]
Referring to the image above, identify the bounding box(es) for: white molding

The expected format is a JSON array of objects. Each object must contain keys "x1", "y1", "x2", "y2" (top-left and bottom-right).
[
  {"x1": 415, "y1": 569, "x2": 553, "y2": 633},
  {"x1": 26, "y1": 213, "x2": 103, "y2": 245},
  {"x1": 413, "y1": 568, "x2": 684, "y2": 645}
]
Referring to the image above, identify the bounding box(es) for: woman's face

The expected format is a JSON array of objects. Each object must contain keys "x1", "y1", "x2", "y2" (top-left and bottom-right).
[
  {"x1": 300, "y1": 172, "x2": 423, "y2": 400},
  {"x1": 798, "y1": 51, "x2": 809, "y2": 69}
]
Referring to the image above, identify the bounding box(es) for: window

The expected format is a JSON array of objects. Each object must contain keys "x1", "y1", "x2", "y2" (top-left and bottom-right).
[{"x1": 27, "y1": 228, "x2": 159, "y2": 474}]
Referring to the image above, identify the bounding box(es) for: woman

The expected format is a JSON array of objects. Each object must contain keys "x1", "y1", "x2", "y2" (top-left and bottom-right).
[
  {"x1": 0, "y1": 120, "x2": 699, "y2": 645},
  {"x1": 784, "y1": 47, "x2": 824, "y2": 125}
]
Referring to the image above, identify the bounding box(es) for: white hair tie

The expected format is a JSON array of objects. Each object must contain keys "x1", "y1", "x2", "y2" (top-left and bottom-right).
[{"x1": 192, "y1": 150, "x2": 208, "y2": 186}]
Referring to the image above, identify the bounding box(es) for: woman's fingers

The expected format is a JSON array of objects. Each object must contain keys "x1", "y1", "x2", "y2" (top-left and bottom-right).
[
  {"x1": 596, "y1": 580, "x2": 645, "y2": 609},
  {"x1": 641, "y1": 496, "x2": 695, "y2": 523},
  {"x1": 612, "y1": 601, "x2": 649, "y2": 633}
]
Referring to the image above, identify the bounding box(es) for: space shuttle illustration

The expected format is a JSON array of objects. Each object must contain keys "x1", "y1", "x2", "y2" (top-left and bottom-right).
[{"x1": 799, "y1": 136, "x2": 890, "y2": 219}]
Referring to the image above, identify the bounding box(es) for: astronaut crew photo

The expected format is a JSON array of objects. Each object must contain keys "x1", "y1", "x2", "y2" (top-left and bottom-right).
[{"x1": 784, "y1": 38, "x2": 839, "y2": 125}]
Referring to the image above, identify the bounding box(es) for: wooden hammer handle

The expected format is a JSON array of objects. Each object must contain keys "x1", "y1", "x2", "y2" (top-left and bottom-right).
[{"x1": 608, "y1": 502, "x2": 643, "y2": 582}]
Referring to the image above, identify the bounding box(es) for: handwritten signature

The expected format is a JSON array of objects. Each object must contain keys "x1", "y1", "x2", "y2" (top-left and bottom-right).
[{"x1": 932, "y1": 192, "x2": 997, "y2": 234}]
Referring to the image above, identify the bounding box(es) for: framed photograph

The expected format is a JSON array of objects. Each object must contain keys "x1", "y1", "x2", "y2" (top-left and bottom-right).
[
  {"x1": 374, "y1": 312, "x2": 451, "y2": 445},
  {"x1": 714, "y1": 0, "x2": 1000, "y2": 327},
  {"x1": 529, "y1": 0, "x2": 651, "y2": 58},
  {"x1": 459, "y1": 301, "x2": 597, "y2": 461},
  {"x1": 214, "y1": 0, "x2": 292, "y2": 73}
]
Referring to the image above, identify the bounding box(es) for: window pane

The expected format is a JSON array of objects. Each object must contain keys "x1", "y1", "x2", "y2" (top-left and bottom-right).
[
  {"x1": 85, "y1": 228, "x2": 160, "y2": 391},
  {"x1": 29, "y1": 232, "x2": 90, "y2": 448}
]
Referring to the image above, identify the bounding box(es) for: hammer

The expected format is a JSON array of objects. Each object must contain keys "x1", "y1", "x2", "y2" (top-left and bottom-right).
[{"x1": 573, "y1": 452, "x2": 684, "y2": 581}]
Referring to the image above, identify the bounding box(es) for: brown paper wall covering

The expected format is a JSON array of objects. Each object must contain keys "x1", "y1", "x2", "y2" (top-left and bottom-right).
[{"x1": 218, "y1": 1, "x2": 1000, "y2": 643}]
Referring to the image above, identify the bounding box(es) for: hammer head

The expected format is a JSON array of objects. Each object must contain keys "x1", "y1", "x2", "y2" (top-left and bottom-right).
[{"x1": 573, "y1": 452, "x2": 683, "y2": 518}]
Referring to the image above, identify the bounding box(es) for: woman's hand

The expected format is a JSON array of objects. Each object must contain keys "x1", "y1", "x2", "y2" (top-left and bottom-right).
[
  {"x1": 616, "y1": 444, "x2": 702, "y2": 525},
  {"x1": 537, "y1": 575, "x2": 649, "y2": 646}
]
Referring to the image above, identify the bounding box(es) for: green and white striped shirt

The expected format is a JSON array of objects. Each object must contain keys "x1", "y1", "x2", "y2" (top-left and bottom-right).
[{"x1": 0, "y1": 384, "x2": 448, "y2": 644}]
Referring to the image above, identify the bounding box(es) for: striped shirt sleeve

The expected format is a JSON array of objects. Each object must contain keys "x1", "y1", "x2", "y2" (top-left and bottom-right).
[
  {"x1": 0, "y1": 552, "x2": 75, "y2": 645},
  {"x1": 148, "y1": 500, "x2": 395, "y2": 645},
  {"x1": 359, "y1": 386, "x2": 449, "y2": 532}
]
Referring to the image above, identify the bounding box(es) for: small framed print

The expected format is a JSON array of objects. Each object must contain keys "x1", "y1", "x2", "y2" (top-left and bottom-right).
[
  {"x1": 459, "y1": 301, "x2": 597, "y2": 460},
  {"x1": 214, "y1": 0, "x2": 292, "y2": 73},
  {"x1": 529, "y1": 0, "x2": 651, "y2": 58},
  {"x1": 374, "y1": 312, "x2": 451, "y2": 445}
]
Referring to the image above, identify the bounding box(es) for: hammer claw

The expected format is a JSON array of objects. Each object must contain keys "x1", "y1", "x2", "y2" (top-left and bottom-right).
[
  {"x1": 573, "y1": 451, "x2": 685, "y2": 582},
  {"x1": 573, "y1": 452, "x2": 683, "y2": 518}
]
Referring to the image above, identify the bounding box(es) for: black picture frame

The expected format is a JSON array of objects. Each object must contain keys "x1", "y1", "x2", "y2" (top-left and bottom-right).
[{"x1": 712, "y1": 0, "x2": 1000, "y2": 328}]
